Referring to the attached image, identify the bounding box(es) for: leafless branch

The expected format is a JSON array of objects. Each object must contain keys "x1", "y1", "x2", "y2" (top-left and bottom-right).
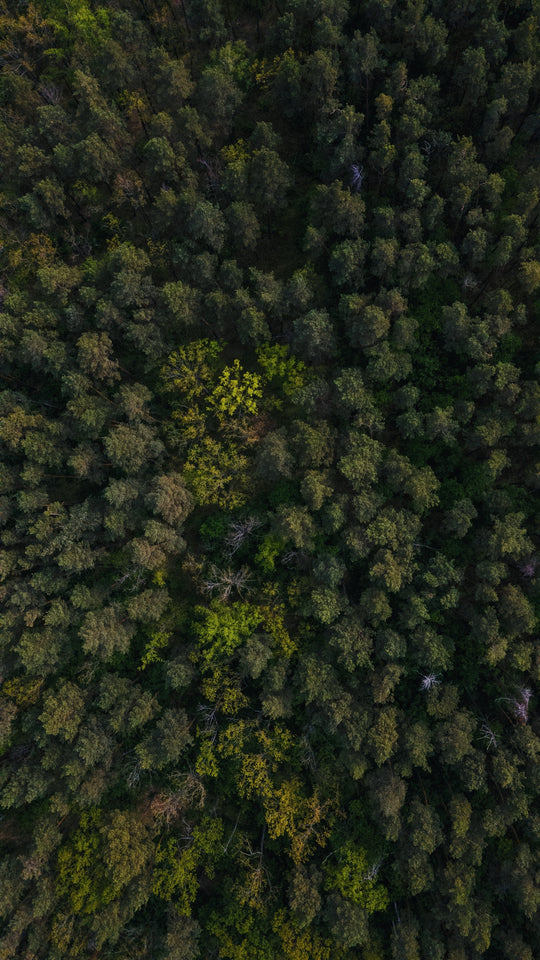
[
  {"x1": 479, "y1": 722, "x2": 498, "y2": 750},
  {"x1": 497, "y1": 687, "x2": 533, "y2": 725},
  {"x1": 350, "y1": 163, "x2": 364, "y2": 192},
  {"x1": 363, "y1": 858, "x2": 383, "y2": 881},
  {"x1": 202, "y1": 565, "x2": 252, "y2": 600},
  {"x1": 224, "y1": 518, "x2": 262, "y2": 556}
]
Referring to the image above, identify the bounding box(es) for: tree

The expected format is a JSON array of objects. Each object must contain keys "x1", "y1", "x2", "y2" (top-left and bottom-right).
[
  {"x1": 368, "y1": 110, "x2": 396, "y2": 185},
  {"x1": 520, "y1": 258, "x2": 540, "y2": 293},
  {"x1": 391, "y1": 919, "x2": 421, "y2": 960},
  {"x1": 346, "y1": 301, "x2": 390, "y2": 348},
  {"x1": 102, "y1": 808, "x2": 153, "y2": 893},
  {"x1": 162, "y1": 912, "x2": 201, "y2": 960},
  {"x1": 291, "y1": 419, "x2": 335, "y2": 468},
  {"x1": 334, "y1": 368, "x2": 383, "y2": 433},
  {"x1": 444, "y1": 498, "x2": 477, "y2": 537},
  {"x1": 339, "y1": 431, "x2": 383, "y2": 488},
  {"x1": 194, "y1": 65, "x2": 242, "y2": 137},
  {"x1": 444, "y1": 137, "x2": 487, "y2": 219},
  {"x1": 347, "y1": 28, "x2": 386, "y2": 124},
  {"x1": 76, "y1": 331, "x2": 120, "y2": 384},
  {"x1": 309, "y1": 182, "x2": 365, "y2": 243},
  {"x1": 496, "y1": 60, "x2": 534, "y2": 125},
  {"x1": 104, "y1": 423, "x2": 164, "y2": 474},
  {"x1": 401, "y1": 722, "x2": 433, "y2": 775},
  {"x1": 226, "y1": 201, "x2": 261, "y2": 250},
  {"x1": 207, "y1": 359, "x2": 262, "y2": 425},
  {"x1": 273, "y1": 505, "x2": 315, "y2": 551},
  {"x1": 454, "y1": 47, "x2": 488, "y2": 120},
  {"x1": 313, "y1": 102, "x2": 363, "y2": 179},
  {"x1": 369, "y1": 707, "x2": 399, "y2": 765},
  {"x1": 79, "y1": 605, "x2": 135, "y2": 660},
  {"x1": 300, "y1": 470, "x2": 333, "y2": 511},
  {"x1": 407, "y1": 797, "x2": 443, "y2": 855},
  {"x1": 326, "y1": 895, "x2": 369, "y2": 948},
  {"x1": 249, "y1": 147, "x2": 292, "y2": 216},
  {"x1": 136, "y1": 708, "x2": 193, "y2": 771},
  {"x1": 329, "y1": 613, "x2": 374, "y2": 671},
  {"x1": 329, "y1": 240, "x2": 367, "y2": 289},
  {"x1": 255, "y1": 428, "x2": 294, "y2": 480},
  {"x1": 289, "y1": 864, "x2": 322, "y2": 928},
  {"x1": 142, "y1": 136, "x2": 181, "y2": 187},
  {"x1": 39, "y1": 682, "x2": 85, "y2": 743},
  {"x1": 147, "y1": 474, "x2": 193, "y2": 526},
  {"x1": 370, "y1": 236, "x2": 398, "y2": 279},
  {"x1": 301, "y1": 49, "x2": 338, "y2": 119},
  {"x1": 188, "y1": 198, "x2": 226, "y2": 252},
  {"x1": 292, "y1": 309, "x2": 337, "y2": 362}
]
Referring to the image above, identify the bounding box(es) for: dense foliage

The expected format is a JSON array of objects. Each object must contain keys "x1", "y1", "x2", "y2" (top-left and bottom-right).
[{"x1": 0, "y1": 0, "x2": 539, "y2": 957}]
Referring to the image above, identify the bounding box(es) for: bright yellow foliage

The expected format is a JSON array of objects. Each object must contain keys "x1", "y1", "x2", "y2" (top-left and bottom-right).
[
  {"x1": 262, "y1": 604, "x2": 298, "y2": 656},
  {"x1": 207, "y1": 359, "x2": 262, "y2": 422},
  {"x1": 1, "y1": 676, "x2": 43, "y2": 706},
  {"x1": 272, "y1": 910, "x2": 334, "y2": 960}
]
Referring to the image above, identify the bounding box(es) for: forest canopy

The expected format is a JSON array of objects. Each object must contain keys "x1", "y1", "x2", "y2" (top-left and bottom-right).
[{"x1": 0, "y1": 0, "x2": 539, "y2": 958}]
